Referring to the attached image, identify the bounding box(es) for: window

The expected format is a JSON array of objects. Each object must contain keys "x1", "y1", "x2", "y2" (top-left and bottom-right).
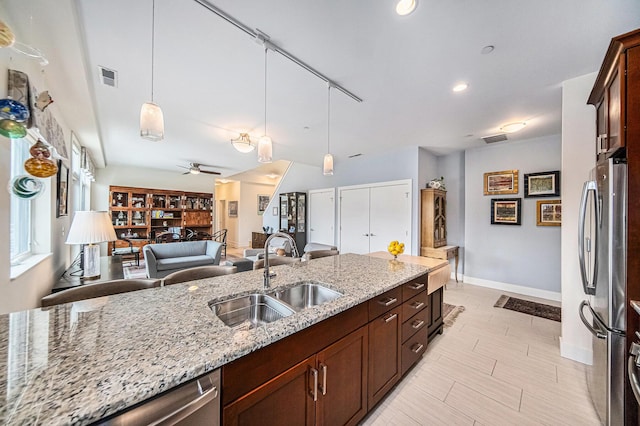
[{"x1": 9, "y1": 137, "x2": 33, "y2": 263}]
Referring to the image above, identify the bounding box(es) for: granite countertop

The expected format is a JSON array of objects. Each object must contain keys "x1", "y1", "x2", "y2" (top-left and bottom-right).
[{"x1": 0, "y1": 253, "x2": 447, "y2": 425}]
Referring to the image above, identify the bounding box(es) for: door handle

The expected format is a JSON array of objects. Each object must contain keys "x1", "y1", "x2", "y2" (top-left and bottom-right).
[
  {"x1": 310, "y1": 368, "x2": 318, "y2": 402},
  {"x1": 578, "y1": 300, "x2": 606, "y2": 339},
  {"x1": 384, "y1": 313, "x2": 398, "y2": 323},
  {"x1": 319, "y1": 363, "x2": 327, "y2": 396},
  {"x1": 363, "y1": 233, "x2": 369, "y2": 237},
  {"x1": 578, "y1": 180, "x2": 598, "y2": 296},
  {"x1": 378, "y1": 297, "x2": 398, "y2": 307}
]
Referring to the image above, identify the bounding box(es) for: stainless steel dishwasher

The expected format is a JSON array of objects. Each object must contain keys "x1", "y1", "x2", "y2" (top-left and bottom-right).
[{"x1": 96, "y1": 369, "x2": 220, "y2": 426}]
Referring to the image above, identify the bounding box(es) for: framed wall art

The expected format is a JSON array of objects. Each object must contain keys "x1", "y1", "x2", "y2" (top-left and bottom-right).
[
  {"x1": 490, "y1": 198, "x2": 521, "y2": 225},
  {"x1": 536, "y1": 200, "x2": 561, "y2": 226},
  {"x1": 56, "y1": 160, "x2": 69, "y2": 217},
  {"x1": 257, "y1": 195, "x2": 270, "y2": 215},
  {"x1": 524, "y1": 171, "x2": 560, "y2": 198},
  {"x1": 228, "y1": 200, "x2": 238, "y2": 218},
  {"x1": 484, "y1": 170, "x2": 519, "y2": 195}
]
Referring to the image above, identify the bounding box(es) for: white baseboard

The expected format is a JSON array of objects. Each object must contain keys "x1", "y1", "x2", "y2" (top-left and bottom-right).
[
  {"x1": 560, "y1": 337, "x2": 592, "y2": 365},
  {"x1": 463, "y1": 275, "x2": 561, "y2": 302},
  {"x1": 451, "y1": 272, "x2": 463, "y2": 281}
]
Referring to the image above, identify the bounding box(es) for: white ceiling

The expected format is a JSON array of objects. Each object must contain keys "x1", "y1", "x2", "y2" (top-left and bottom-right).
[{"x1": 3, "y1": 0, "x2": 640, "y2": 179}]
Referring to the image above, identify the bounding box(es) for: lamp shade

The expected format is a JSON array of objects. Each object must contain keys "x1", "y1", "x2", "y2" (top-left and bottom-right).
[
  {"x1": 66, "y1": 211, "x2": 117, "y2": 244},
  {"x1": 231, "y1": 133, "x2": 255, "y2": 153},
  {"x1": 323, "y1": 153, "x2": 334, "y2": 176},
  {"x1": 140, "y1": 101, "x2": 164, "y2": 141},
  {"x1": 257, "y1": 135, "x2": 273, "y2": 163}
]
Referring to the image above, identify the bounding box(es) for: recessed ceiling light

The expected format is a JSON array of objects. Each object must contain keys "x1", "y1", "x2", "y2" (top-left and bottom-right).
[
  {"x1": 500, "y1": 122, "x2": 527, "y2": 133},
  {"x1": 396, "y1": 0, "x2": 417, "y2": 16},
  {"x1": 481, "y1": 45, "x2": 495, "y2": 55},
  {"x1": 218, "y1": 179, "x2": 229, "y2": 184},
  {"x1": 266, "y1": 173, "x2": 279, "y2": 179},
  {"x1": 452, "y1": 83, "x2": 468, "y2": 92}
]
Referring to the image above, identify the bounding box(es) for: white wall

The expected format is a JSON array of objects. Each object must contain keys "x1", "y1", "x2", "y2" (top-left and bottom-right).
[
  {"x1": 238, "y1": 182, "x2": 276, "y2": 248},
  {"x1": 560, "y1": 72, "x2": 597, "y2": 364},
  {"x1": 436, "y1": 151, "x2": 466, "y2": 274},
  {"x1": 215, "y1": 181, "x2": 240, "y2": 248},
  {"x1": 464, "y1": 135, "x2": 562, "y2": 299},
  {"x1": 263, "y1": 146, "x2": 438, "y2": 255}
]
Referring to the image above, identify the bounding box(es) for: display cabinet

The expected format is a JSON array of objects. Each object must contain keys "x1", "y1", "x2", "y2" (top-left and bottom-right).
[
  {"x1": 279, "y1": 191, "x2": 307, "y2": 252},
  {"x1": 109, "y1": 186, "x2": 213, "y2": 247},
  {"x1": 420, "y1": 188, "x2": 447, "y2": 249}
]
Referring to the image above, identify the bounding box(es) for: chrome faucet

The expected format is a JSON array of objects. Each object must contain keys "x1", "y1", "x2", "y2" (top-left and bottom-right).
[{"x1": 263, "y1": 232, "x2": 300, "y2": 289}]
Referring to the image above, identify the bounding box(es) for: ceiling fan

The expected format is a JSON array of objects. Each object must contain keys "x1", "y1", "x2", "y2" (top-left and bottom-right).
[{"x1": 178, "y1": 162, "x2": 221, "y2": 175}]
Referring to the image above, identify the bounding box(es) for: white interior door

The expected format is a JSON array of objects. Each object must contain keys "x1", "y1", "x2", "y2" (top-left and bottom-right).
[
  {"x1": 309, "y1": 189, "x2": 335, "y2": 246},
  {"x1": 369, "y1": 184, "x2": 411, "y2": 254},
  {"x1": 339, "y1": 188, "x2": 370, "y2": 254}
]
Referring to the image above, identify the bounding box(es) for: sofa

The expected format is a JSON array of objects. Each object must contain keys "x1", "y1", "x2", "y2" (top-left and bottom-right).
[{"x1": 143, "y1": 241, "x2": 223, "y2": 278}]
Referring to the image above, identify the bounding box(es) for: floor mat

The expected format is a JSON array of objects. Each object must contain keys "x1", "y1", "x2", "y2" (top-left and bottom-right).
[
  {"x1": 443, "y1": 302, "x2": 465, "y2": 327},
  {"x1": 494, "y1": 295, "x2": 561, "y2": 322}
]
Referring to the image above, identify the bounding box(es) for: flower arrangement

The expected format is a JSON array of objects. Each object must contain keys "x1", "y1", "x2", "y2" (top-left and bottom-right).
[{"x1": 428, "y1": 176, "x2": 446, "y2": 190}]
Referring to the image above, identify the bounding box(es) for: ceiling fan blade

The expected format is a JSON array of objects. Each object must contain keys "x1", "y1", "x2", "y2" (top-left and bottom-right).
[
  {"x1": 177, "y1": 165, "x2": 189, "y2": 170},
  {"x1": 182, "y1": 171, "x2": 190, "y2": 175},
  {"x1": 200, "y1": 170, "x2": 221, "y2": 175}
]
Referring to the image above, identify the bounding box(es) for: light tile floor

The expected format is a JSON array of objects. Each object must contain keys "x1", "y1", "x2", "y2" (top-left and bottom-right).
[{"x1": 362, "y1": 282, "x2": 601, "y2": 426}]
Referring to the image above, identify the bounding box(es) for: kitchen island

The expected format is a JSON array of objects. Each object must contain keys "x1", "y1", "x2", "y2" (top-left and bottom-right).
[{"x1": 0, "y1": 253, "x2": 447, "y2": 425}]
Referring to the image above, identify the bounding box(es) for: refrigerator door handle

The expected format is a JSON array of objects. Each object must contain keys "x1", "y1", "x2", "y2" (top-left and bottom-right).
[
  {"x1": 579, "y1": 300, "x2": 607, "y2": 339},
  {"x1": 578, "y1": 180, "x2": 598, "y2": 295}
]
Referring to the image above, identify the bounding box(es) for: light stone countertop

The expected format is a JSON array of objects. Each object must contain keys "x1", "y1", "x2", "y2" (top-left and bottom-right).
[{"x1": 0, "y1": 253, "x2": 446, "y2": 425}]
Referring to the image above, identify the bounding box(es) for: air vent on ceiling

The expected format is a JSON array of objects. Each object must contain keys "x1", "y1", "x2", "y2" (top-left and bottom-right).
[
  {"x1": 348, "y1": 153, "x2": 362, "y2": 158},
  {"x1": 98, "y1": 66, "x2": 117, "y2": 87},
  {"x1": 482, "y1": 134, "x2": 508, "y2": 144}
]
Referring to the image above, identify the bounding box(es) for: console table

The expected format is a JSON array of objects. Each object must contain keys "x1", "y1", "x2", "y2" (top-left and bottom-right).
[
  {"x1": 53, "y1": 256, "x2": 124, "y2": 293},
  {"x1": 420, "y1": 245, "x2": 459, "y2": 283}
]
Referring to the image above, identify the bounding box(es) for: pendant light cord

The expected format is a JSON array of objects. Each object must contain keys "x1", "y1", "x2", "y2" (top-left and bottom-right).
[
  {"x1": 151, "y1": 0, "x2": 156, "y2": 102},
  {"x1": 264, "y1": 47, "x2": 268, "y2": 135},
  {"x1": 327, "y1": 84, "x2": 331, "y2": 153}
]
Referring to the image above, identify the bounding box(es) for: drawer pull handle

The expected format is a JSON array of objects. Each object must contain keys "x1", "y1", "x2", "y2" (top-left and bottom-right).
[
  {"x1": 384, "y1": 313, "x2": 398, "y2": 323},
  {"x1": 408, "y1": 283, "x2": 425, "y2": 290},
  {"x1": 411, "y1": 343, "x2": 424, "y2": 354},
  {"x1": 411, "y1": 301, "x2": 425, "y2": 310},
  {"x1": 378, "y1": 297, "x2": 398, "y2": 307},
  {"x1": 411, "y1": 320, "x2": 425, "y2": 329}
]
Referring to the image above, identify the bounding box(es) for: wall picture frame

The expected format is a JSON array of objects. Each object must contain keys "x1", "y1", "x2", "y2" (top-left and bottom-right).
[
  {"x1": 490, "y1": 198, "x2": 521, "y2": 225},
  {"x1": 484, "y1": 170, "x2": 519, "y2": 195},
  {"x1": 56, "y1": 160, "x2": 69, "y2": 217},
  {"x1": 228, "y1": 200, "x2": 238, "y2": 218},
  {"x1": 257, "y1": 195, "x2": 270, "y2": 215},
  {"x1": 272, "y1": 206, "x2": 278, "y2": 216},
  {"x1": 536, "y1": 199, "x2": 562, "y2": 226},
  {"x1": 524, "y1": 170, "x2": 560, "y2": 198}
]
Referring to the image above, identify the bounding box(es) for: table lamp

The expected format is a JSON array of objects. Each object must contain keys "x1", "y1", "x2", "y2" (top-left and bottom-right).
[{"x1": 66, "y1": 211, "x2": 117, "y2": 279}]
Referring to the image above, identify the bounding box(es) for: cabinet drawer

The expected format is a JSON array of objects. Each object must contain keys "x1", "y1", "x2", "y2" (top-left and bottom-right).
[
  {"x1": 402, "y1": 275, "x2": 427, "y2": 301},
  {"x1": 402, "y1": 292, "x2": 428, "y2": 322},
  {"x1": 402, "y1": 306, "x2": 430, "y2": 343},
  {"x1": 427, "y1": 264, "x2": 451, "y2": 294},
  {"x1": 401, "y1": 327, "x2": 428, "y2": 375},
  {"x1": 368, "y1": 287, "x2": 402, "y2": 321}
]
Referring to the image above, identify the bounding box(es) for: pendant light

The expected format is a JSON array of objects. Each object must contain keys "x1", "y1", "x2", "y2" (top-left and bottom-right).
[
  {"x1": 140, "y1": 0, "x2": 164, "y2": 141},
  {"x1": 231, "y1": 132, "x2": 254, "y2": 153},
  {"x1": 257, "y1": 47, "x2": 272, "y2": 163},
  {"x1": 323, "y1": 84, "x2": 334, "y2": 176}
]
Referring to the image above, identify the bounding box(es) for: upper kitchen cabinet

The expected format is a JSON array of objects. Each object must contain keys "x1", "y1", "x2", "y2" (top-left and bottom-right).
[{"x1": 588, "y1": 29, "x2": 640, "y2": 161}]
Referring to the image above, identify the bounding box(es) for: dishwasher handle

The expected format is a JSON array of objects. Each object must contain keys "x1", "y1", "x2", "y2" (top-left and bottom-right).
[{"x1": 152, "y1": 377, "x2": 219, "y2": 426}]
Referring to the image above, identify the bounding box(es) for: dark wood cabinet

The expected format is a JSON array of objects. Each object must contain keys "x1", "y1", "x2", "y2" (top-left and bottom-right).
[
  {"x1": 224, "y1": 327, "x2": 368, "y2": 426},
  {"x1": 224, "y1": 356, "x2": 316, "y2": 426},
  {"x1": 367, "y1": 306, "x2": 401, "y2": 409},
  {"x1": 588, "y1": 29, "x2": 640, "y2": 425},
  {"x1": 279, "y1": 192, "x2": 307, "y2": 251},
  {"x1": 400, "y1": 277, "x2": 430, "y2": 376},
  {"x1": 428, "y1": 287, "x2": 444, "y2": 338}
]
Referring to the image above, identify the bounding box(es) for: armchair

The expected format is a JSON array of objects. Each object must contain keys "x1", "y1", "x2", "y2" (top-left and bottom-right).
[{"x1": 243, "y1": 236, "x2": 292, "y2": 262}]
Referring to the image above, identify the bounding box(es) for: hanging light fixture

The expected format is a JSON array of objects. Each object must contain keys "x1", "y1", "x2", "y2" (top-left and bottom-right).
[
  {"x1": 257, "y1": 47, "x2": 273, "y2": 163},
  {"x1": 396, "y1": 0, "x2": 417, "y2": 16},
  {"x1": 140, "y1": 0, "x2": 164, "y2": 141},
  {"x1": 323, "y1": 84, "x2": 334, "y2": 176},
  {"x1": 231, "y1": 132, "x2": 255, "y2": 153}
]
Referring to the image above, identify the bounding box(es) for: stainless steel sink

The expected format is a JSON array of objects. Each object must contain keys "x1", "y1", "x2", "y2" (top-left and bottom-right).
[
  {"x1": 211, "y1": 294, "x2": 295, "y2": 329},
  {"x1": 271, "y1": 282, "x2": 343, "y2": 311}
]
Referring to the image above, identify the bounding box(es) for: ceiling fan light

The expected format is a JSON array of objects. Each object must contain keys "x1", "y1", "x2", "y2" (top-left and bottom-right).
[
  {"x1": 500, "y1": 121, "x2": 527, "y2": 133},
  {"x1": 396, "y1": 0, "x2": 417, "y2": 16},
  {"x1": 323, "y1": 153, "x2": 334, "y2": 176},
  {"x1": 257, "y1": 135, "x2": 272, "y2": 163},
  {"x1": 231, "y1": 133, "x2": 255, "y2": 153},
  {"x1": 140, "y1": 102, "x2": 164, "y2": 141},
  {"x1": 189, "y1": 167, "x2": 200, "y2": 174}
]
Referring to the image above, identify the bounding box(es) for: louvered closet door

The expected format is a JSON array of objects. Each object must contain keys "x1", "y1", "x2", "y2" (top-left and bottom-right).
[
  {"x1": 369, "y1": 184, "x2": 411, "y2": 254},
  {"x1": 340, "y1": 188, "x2": 371, "y2": 254}
]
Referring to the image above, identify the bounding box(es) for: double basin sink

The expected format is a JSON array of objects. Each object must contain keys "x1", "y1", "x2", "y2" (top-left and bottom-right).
[{"x1": 210, "y1": 282, "x2": 342, "y2": 329}]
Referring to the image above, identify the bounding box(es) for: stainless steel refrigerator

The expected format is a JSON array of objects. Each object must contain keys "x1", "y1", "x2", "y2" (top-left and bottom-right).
[{"x1": 578, "y1": 157, "x2": 627, "y2": 425}]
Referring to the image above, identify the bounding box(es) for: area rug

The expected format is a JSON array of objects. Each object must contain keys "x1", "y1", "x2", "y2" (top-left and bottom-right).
[
  {"x1": 123, "y1": 260, "x2": 148, "y2": 279},
  {"x1": 443, "y1": 303, "x2": 465, "y2": 327},
  {"x1": 494, "y1": 295, "x2": 561, "y2": 322}
]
